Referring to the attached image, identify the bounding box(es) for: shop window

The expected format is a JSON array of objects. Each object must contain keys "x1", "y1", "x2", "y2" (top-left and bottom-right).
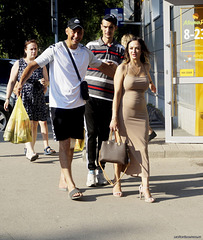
[
  {"x1": 152, "y1": 0, "x2": 160, "y2": 21},
  {"x1": 144, "y1": 0, "x2": 151, "y2": 26}
]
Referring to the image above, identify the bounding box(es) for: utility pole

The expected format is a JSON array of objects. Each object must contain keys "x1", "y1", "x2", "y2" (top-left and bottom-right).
[{"x1": 51, "y1": 0, "x2": 58, "y2": 43}]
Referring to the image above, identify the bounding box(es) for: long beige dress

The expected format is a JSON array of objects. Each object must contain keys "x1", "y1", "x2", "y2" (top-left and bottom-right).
[{"x1": 119, "y1": 65, "x2": 150, "y2": 177}]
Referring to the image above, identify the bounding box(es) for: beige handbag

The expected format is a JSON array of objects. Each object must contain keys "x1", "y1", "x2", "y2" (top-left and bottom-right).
[{"x1": 99, "y1": 130, "x2": 130, "y2": 186}]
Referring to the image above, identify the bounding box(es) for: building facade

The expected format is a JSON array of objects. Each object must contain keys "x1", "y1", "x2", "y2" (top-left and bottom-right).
[{"x1": 141, "y1": 0, "x2": 203, "y2": 143}]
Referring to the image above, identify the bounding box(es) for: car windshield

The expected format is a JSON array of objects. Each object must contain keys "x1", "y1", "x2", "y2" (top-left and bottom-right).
[{"x1": 0, "y1": 59, "x2": 15, "y2": 84}]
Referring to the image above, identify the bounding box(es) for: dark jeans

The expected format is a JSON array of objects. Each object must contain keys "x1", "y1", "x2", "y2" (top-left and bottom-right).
[{"x1": 85, "y1": 97, "x2": 112, "y2": 170}]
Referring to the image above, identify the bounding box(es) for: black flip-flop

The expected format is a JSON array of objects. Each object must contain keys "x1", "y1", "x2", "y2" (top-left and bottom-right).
[{"x1": 69, "y1": 188, "x2": 82, "y2": 200}]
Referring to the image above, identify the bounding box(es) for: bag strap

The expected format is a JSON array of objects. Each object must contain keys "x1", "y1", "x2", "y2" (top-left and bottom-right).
[
  {"x1": 63, "y1": 41, "x2": 81, "y2": 82},
  {"x1": 99, "y1": 160, "x2": 130, "y2": 186}
]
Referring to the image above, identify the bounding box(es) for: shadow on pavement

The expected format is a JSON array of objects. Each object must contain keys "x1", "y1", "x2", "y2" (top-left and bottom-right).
[{"x1": 120, "y1": 173, "x2": 203, "y2": 202}]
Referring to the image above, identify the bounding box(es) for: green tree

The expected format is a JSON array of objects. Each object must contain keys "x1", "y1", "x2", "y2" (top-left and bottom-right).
[
  {"x1": 0, "y1": 0, "x2": 139, "y2": 58},
  {"x1": 0, "y1": 0, "x2": 53, "y2": 58}
]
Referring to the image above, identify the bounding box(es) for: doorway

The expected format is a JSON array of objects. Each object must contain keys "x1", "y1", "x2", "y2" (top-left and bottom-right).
[{"x1": 164, "y1": 0, "x2": 203, "y2": 143}]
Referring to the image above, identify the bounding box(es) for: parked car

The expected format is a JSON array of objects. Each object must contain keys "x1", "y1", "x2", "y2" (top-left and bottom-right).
[{"x1": 0, "y1": 59, "x2": 16, "y2": 131}]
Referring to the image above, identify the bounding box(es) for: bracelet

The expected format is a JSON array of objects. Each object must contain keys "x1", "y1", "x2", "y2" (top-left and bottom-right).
[
  {"x1": 149, "y1": 81, "x2": 152, "y2": 84},
  {"x1": 6, "y1": 98, "x2": 10, "y2": 100}
]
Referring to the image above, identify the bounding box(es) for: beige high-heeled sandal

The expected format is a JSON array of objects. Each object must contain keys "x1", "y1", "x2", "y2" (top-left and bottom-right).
[
  {"x1": 113, "y1": 182, "x2": 123, "y2": 197},
  {"x1": 139, "y1": 185, "x2": 155, "y2": 203}
]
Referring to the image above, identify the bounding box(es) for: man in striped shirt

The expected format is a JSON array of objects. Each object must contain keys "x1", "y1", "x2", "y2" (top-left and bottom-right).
[{"x1": 85, "y1": 14, "x2": 125, "y2": 187}]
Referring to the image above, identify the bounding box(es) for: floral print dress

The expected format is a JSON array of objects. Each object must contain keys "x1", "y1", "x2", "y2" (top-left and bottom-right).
[{"x1": 17, "y1": 58, "x2": 47, "y2": 121}]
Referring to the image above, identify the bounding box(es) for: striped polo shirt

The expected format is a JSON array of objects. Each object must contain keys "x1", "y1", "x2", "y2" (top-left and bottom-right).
[{"x1": 85, "y1": 37, "x2": 125, "y2": 101}]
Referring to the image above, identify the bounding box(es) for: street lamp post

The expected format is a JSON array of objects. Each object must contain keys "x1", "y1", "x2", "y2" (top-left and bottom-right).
[{"x1": 51, "y1": 0, "x2": 58, "y2": 43}]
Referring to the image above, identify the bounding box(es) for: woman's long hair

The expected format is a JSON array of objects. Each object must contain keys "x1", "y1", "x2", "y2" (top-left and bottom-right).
[
  {"x1": 23, "y1": 39, "x2": 38, "y2": 58},
  {"x1": 123, "y1": 37, "x2": 151, "y2": 64}
]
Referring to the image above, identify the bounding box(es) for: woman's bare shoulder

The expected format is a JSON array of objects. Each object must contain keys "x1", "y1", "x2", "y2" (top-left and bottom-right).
[
  {"x1": 117, "y1": 62, "x2": 128, "y2": 72},
  {"x1": 11, "y1": 60, "x2": 19, "y2": 72}
]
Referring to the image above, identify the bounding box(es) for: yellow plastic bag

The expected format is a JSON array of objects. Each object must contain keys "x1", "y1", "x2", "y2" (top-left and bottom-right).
[
  {"x1": 74, "y1": 129, "x2": 85, "y2": 152},
  {"x1": 3, "y1": 96, "x2": 32, "y2": 144},
  {"x1": 74, "y1": 139, "x2": 85, "y2": 152}
]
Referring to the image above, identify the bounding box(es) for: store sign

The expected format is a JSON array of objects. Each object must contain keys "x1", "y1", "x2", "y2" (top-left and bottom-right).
[
  {"x1": 180, "y1": 7, "x2": 203, "y2": 52},
  {"x1": 180, "y1": 69, "x2": 194, "y2": 76}
]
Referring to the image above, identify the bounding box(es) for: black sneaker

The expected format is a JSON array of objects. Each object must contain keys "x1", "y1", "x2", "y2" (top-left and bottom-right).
[{"x1": 148, "y1": 131, "x2": 157, "y2": 142}]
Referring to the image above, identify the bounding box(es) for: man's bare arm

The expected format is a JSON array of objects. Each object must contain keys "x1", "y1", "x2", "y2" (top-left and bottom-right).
[{"x1": 97, "y1": 62, "x2": 117, "y2": 78}]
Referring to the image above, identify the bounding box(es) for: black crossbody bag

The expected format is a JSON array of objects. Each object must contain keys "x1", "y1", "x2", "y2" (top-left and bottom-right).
[{"x1": 63, "y1": 41, "x2": 89, "y2": 100}]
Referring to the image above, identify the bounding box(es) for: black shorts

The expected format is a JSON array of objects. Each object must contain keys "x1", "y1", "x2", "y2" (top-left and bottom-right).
[{"x1": 50, "y1": 106, "x2": 85, "y2": 141}]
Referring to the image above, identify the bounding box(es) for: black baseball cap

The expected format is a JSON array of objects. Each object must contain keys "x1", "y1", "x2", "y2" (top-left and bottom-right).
[
  {"x1": 67, "y1": 17, "x2": 83, "y2": 29},
  {"x1": 103, "y1": 14, "x2": 117, "y2": 26}
]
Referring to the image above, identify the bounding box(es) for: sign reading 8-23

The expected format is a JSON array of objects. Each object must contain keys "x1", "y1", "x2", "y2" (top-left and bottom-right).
[
  {"x1": 181, "y1": 7, "x2": 203, "y2": 52},
  {"x1": 183, "y1": 28, "x2": 203, "y2": 40}
]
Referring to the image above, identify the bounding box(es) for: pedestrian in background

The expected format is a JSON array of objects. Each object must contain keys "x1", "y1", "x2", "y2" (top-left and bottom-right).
[
  {"x1": 121, "y1": 33, "x2": 135, "y2": 49},
  {"x1": 85, "y1": 14, "x2": 125, "y2": 187},
  {"x1": 39, "y1": 83, "x2": 56, "y2": 155},
  {"x1": 16, "y1": 17, "x2": 117, "y2": 200},
  {"x1": 110, "y1": 37, "x2": 155, "y2": 202},
  {"x1": 4, "y1": 39, "x2": 55, "y2": 161},
  {"x1": 121, "y1": 33, "x2": 157, "y2": 142}
]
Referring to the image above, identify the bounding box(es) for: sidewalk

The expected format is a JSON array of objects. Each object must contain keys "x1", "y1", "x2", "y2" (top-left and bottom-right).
[
  {"x1": 148, "y1": 129, "x2": 203, "y2": 158},
  {"x1": 0, "y1": 128, "x2": 203, "y2": 240}
]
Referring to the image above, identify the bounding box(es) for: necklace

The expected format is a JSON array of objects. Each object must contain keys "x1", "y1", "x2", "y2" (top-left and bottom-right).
[{"x1": 130, "y1": 62, "x2": 143, "y2": 76}]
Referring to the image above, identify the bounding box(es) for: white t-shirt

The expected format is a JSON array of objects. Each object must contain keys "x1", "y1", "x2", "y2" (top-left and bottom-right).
[{"x1": 35, "y1": 41, "x2": 102, "y2": 109}]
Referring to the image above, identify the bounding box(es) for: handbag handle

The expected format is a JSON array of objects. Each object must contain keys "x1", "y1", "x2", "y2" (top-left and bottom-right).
[
  {"x1": 63, "y1": 41, "x2": 81, "y2": 82},
  {"x1": 109, "y1": 129, "x2": 122, "y2": 145}
]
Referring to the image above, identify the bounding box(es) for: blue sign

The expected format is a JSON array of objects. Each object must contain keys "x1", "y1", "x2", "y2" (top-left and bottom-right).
[{"x1": 105, "y1": 8, "x2": 124, "y2": 27}]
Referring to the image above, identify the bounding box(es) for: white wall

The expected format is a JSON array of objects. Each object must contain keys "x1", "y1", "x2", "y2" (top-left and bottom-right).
[{"x1": 142, "y1": 0, "x2": 165, "y2": 116}]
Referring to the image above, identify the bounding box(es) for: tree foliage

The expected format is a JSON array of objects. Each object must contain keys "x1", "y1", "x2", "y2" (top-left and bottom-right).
[
  {"x1": 0, "y1": 0, "x2": 139, "y2": 58},
  {"x1": 0, "y1": 0, "x2": 52, "y2": 58}
]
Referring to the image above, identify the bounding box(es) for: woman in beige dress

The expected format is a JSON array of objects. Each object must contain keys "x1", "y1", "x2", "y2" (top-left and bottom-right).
[
  {"x1": 110, "y1": 37, "x2": 155, "y2": 202},
  {"x1": 121, "y1": 33, "x2": 157, "y2": 142}
]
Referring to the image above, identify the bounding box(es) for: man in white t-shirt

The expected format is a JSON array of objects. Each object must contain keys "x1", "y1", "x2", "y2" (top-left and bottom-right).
[{"x1": 16, "y1": 17, "x2": 117, "y2": 200}]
